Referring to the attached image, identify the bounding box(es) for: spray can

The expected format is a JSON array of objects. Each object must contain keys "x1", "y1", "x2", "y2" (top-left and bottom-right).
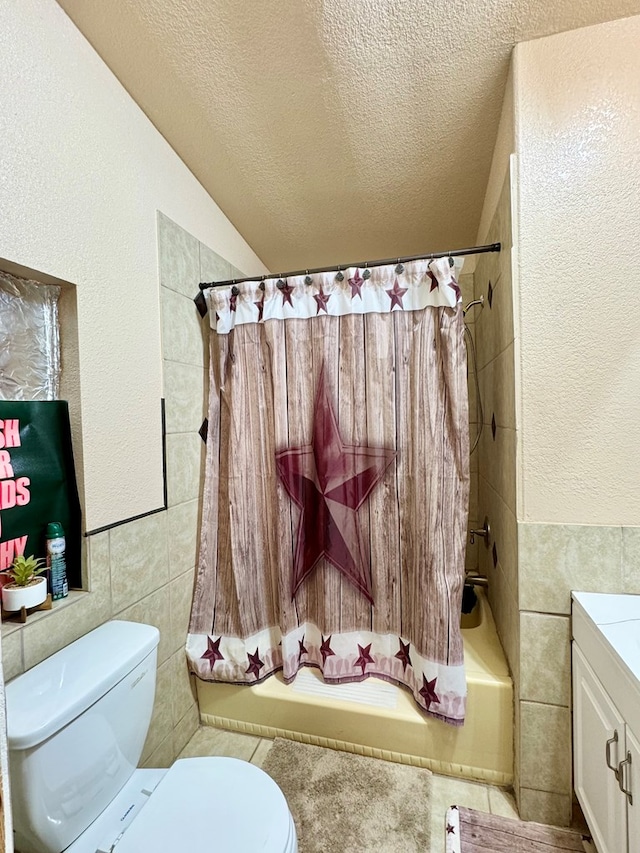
[{"x1": 46, "y1": 521, "x2": 68, "y2": 600}]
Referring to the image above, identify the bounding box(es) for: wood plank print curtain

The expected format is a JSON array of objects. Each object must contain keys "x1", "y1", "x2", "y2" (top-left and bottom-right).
[{"x1": 187, "y1": 257, "x2": 470, "y2": 725}]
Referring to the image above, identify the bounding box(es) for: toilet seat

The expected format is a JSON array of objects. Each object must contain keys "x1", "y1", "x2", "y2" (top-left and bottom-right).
[{"x1": 113, "y1": 757, "x2": 297, "y2": 853}]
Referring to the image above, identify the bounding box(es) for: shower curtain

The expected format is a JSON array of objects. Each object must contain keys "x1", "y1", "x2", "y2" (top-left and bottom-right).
[{"x1": 187, "y1": 257, "x2": 470, "y2": 725}]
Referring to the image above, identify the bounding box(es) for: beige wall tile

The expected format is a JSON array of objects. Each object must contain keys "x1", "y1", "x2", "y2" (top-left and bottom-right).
[
  {"x1": 158, "y1": 212, "x2": 199, "y2": 299},
  {"x1": 519, "y1": 522, "x2": 623, "y2": 614},
  {"x1": 141, "y1": 657, "x2": 173, "y2": 764},
  {"x1": 622, "y1": 526, "x2": 640, "y2": 593},
  {"x1": 169, "y1": 569, "x2": 195, "y2": 655},
  {"x1": 518, "y1": 787, "x2": 572, "y2": 827},
  {"x1": 115, "y1": 584, "x2": 172, "y2": 665},
  {"x1": 478, "y1": 344, "x2": 516, "y2": 430},
  {"x1": 459, "y1": 273, "x2": 475, "y2": 307},
  {"x1": 165, "y1": 433, "x2": 205, "y2": 507},
  {"x1": 142, "y1": 731, "x2": 175, "y2": 769},
  {"x1": 520, "y1": 701, "x2": 571, "y2": 795},
  {"x1": 163, "y1": 361, "x2": 207, "y2": 435},
  {"x1": 167, "y1": 499, "x2": 201, "y2": 578},
  {"x1": 172, "y1": 703, "x2": 200, "y2": 757},
  {"x1": 469, "y1": 471, "x2": 479, "y2": 522},
  {"x1": 161, "y1": 286, "x2": 207, "y2": 367},
  {"x1": 87, "y1": 530, "x2": 110, "y2": 591},
  {"x1": 21, "y1": 544, "x2": 113, "y2": 670},
  {"x1": 520, "y1": 613, "x2": 571, "y2": 706},
  {"x1": 1, "y1": 628, "x2": 23, "y2": 681},
  {"x1": 199, "y1": 244, "x2": 231, "y2": 284},
  {"x1": 169, "y1": 648, "x2": 197, "y2": 725},
  {"x1": 478, "y1": 425, "x2": 517, "y2": 513},
  {"x1": 110, "y1": 512, "x2": 169, "y2": 613},
  {"x1": 22, "y1": 587, "x2": 112, "y2": 670},
  {"x1": 478, "y1": 476, "x2": 518, "y2": 593}
]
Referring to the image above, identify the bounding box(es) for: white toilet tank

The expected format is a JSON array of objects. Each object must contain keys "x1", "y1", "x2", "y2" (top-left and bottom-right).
[{"x1": 6, "y1": 621, "x2": 160, "y2": 853}]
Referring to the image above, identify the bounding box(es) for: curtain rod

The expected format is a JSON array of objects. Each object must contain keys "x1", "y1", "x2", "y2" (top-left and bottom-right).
[{"x1": 198, "y1": 242, "x2": 501, "y2": 292}]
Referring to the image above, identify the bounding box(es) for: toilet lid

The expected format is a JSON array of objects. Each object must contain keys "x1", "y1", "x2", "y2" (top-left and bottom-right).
[{"x1": 113, "y1": 757, "x2": 296, "y2": 853}]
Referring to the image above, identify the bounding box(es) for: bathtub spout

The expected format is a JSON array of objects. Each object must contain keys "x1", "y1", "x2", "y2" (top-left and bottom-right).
[{"x1": 465, "y1": 574, "x2": 489, "y2": 589}]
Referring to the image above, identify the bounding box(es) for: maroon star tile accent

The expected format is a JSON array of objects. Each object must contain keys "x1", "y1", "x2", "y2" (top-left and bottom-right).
[
  {"x1": 320, "y1": 634, "x2": 335, "y2": 664},
  {"x1": 419, "y1": 674, "x2": 440, "y2": 709},
  {"x1": 201, "y1": 636, "x2": 224, "y2": 671},
  {"x1": 246, "y1": 648, "x2": 265, "y2": 679},
  {"x1": 313, "y1": 285, "x2": 331, "y2": 314},
  {"x1": 446, "y1": 823, "x2": 455, "y2": 835},
  {"x1": 280, "y1": 281, "x2": 295, "y2": 307},
  {"x1": 386, "y1": 278, "x2": 408, "y2": 310},
  {"x1": 298, "y1": 636, "x2": 308, "y2": 661},
  {"x1": 348, "y1": 269, "x2": 364, "y2": 299},
  {"x1": 275, "y1": 371, "x2": 396, "y2": 602},
  {"x1": 254, "y1": 294, "x2": 265, "y2": 321},
  {"x1": 395, "y1": 639, "x2": 412, "y2": 671},
  {"x1": 355, "y1": 643, "x2": 374, "y2": 675}
]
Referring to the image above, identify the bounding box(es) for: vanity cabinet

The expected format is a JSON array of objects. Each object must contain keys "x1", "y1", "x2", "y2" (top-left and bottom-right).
[{"x1": 572, "y1": 592, "x2": 640, "y2": 853}]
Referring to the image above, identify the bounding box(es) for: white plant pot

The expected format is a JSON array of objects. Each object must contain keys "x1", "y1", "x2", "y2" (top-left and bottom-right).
[{"x1": 2, "y1": 577, "x2": 48, "y2": 612}]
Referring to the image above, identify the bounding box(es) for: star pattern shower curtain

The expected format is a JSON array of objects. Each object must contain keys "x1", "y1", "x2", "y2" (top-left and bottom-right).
[{"x1": 187, "y1": 257, "x2": 470, "y2": 724}]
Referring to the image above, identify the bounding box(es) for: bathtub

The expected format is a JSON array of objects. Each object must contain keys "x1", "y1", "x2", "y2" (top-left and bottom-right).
[{"x1": 196, "y1": 588, "x2": 513, "y2": 785}]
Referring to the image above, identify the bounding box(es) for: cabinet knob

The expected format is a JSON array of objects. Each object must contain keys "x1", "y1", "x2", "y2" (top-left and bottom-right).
[
  {"x1": 606, "y1": 730, "x2": 619, "y2": 779},
  {"x1": 617, "y1": 752, "x2": 633, "y2": 805}
]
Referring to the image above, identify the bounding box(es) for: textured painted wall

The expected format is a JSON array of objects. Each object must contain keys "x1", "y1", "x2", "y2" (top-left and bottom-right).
[
  {"x1": 0, "y1": 0, "x2": 267, "y2": 530},
  {"x1": 514, "y1": 16, "x2": 640, "y2": 525}
]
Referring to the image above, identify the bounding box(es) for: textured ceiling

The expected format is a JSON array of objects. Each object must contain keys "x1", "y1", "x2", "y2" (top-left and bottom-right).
[{"x1": 56, "y1": 0, "x2": 640, "y2": 271}]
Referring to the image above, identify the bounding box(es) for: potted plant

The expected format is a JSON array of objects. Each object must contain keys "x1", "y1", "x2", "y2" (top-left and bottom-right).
[{"x1": 2, "y1": 554, "x2": 48, "y2": 612}]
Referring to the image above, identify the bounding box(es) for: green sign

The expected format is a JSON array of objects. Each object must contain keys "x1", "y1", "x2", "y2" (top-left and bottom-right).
[{"x1": 0, "y1": 401, "x2": 81, "y2": 588}]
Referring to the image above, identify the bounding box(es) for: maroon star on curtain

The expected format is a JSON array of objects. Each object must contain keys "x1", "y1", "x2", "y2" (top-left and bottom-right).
[
  {"x1": 275, "y1": 370, "x2": 396, "y2": 602},
  {"x1": 355, "y1": 643, "x2": 374, "y2": 675},
  {"x1": 320, "y1": 634, "x2": 335, "y2": 664},
  {"x1": 395, "y1": 639, "x2": 412, "y2": 671},
  {"x1": 201, "y1": 636, "x2": 224, "y2": 671},
  {"x1": 246, "y1": 648, "x2": 265, "y2": 679},
  {"x1": 419, "y1": 674, "x2": 440, "y2": 709},
  {"x1": 386, "y1": 278, "x2": 408, "y2": 309}
]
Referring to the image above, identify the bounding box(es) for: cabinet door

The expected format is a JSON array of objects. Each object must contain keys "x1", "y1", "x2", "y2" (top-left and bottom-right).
[
  {"x1": 573, "y1": 643, "x2": 627, "y2": 853},
  {"x1": 626, "y1": 725, "x2": 640, "y2": 853}
]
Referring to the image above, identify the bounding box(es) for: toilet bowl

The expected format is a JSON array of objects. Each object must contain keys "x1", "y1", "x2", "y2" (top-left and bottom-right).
[{"x1": 6, "y1": 621, "x2": 297, "y2": 853}]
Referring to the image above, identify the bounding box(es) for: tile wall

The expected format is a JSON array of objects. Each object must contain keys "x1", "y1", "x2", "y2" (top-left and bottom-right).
[
  {"x1": 472, "y1": 166, "x2": 521, "y2": 801},
  {"x1": 0, "y1": 212, "x2": 242, "y2": 769}
]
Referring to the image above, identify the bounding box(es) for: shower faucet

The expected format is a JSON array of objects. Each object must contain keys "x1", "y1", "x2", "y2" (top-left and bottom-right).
[{"x1": 469, "y1": 517, "x2": 490, "y2": 546}]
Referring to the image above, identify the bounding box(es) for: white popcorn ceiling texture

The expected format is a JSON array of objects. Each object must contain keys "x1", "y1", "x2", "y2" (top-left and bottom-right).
[{"x1": 56, "y1": 0, "x2": 640, "y2": 271}]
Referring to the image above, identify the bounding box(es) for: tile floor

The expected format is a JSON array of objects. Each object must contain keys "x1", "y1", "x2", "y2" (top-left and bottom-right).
[{"x1": 178, "y1": 726, "x2": 521, "y2": 853}]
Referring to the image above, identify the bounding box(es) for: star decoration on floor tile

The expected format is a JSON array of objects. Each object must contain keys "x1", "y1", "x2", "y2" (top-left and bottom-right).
[
  {"x1": 275, "y1": 370, "x2": 396, "y2": 602},
  {"x1": 354, "y1": 643, "x2": 374, "y2": 675},
  {"x1": 298, "y1": 636, "x2": 308, "y2": 661},
  {"x1": 201, "y1": 636, "x2": 224, "y2": 671},
  {"x1": 446, "y1": 823, "x2": 455, "y2": 835},
  {"x1": 386, "y1": 278, "x2": 408, "y2": 309},
  {"x1": 313, "y1": 285, "x2": 331, "y2": 314},
  {"x1": 394, "y1": 639, "x2": 412, "y2": 671},
  {"x1": 348, "y1": 269, "x2": 364, "y2": 299},
  {"x1": 246, "y1": 648, "x2": 265, "y2": 679},
  {"x1": 320, "y1": 634, "x2": 335, "y2": 664},
  {"x1": 419, "y1": 674, "x2": 440, "y2": 709}
]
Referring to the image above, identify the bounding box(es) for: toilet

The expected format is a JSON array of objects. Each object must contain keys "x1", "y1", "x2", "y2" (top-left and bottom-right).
[{"x1": 6, "y1": 621, "x2": 297, "y2": 853}]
